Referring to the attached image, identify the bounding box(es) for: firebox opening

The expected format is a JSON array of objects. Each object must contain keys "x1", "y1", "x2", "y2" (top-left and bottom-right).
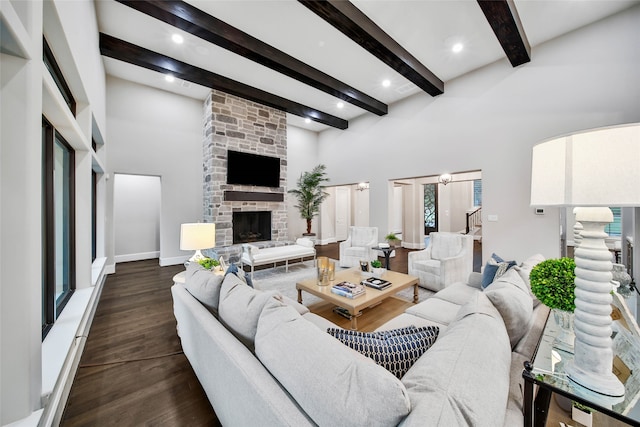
[{"x1": 233, "y1": 211, "x2": 272, "y2": 244}]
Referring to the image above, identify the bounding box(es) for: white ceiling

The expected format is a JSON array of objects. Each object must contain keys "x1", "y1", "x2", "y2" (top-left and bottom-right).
[{"x1": 96, "y1": 0, "x2": 638, "y2": 132}]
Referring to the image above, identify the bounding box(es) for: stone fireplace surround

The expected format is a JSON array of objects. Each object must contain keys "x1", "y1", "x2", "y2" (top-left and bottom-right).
[{"x1": 202, "y1": 90, "x2": 290, "y2": 261}]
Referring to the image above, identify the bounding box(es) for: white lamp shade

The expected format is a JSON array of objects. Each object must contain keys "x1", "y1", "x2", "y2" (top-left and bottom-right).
[
  {"x1": 531, "y1": 123, "x2": 640, "y2": 207},
  {"x1": 180, "y1": 223, "x2": 216, "y2": 250}
]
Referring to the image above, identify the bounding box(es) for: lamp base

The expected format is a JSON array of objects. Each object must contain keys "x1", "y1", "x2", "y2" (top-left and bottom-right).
[
  {"x1": 565, "y1": 361, "x2": 625, "y2": 398},
  {"x1": 188, "y1": 249, "x2": 206, "y2": 262}
]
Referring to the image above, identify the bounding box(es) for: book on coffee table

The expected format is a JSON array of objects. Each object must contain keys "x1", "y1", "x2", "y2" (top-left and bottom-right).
[
  {"x1": 331, "y1": 281, "x2": 365, "y2": 298},
  {"x1": 361, "y1": 277, "x2": 392, "y2": 290}
]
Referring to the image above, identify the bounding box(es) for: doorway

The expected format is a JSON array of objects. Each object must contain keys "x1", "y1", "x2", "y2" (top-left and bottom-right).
[
  {"x1": 113, "y1": 174, "x2": 161, "y2": 263},
  {"x1": 423, "y1": 183, "x2": 438, "y2": 235}
]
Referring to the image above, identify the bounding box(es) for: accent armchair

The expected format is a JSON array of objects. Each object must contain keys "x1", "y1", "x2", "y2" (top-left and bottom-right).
[
  {"x1": 408, "y1": 232, "x2": 473, "y2": 292},
  {"x1": 339, "y1": 226, "x2": 379, "y2": 268}
]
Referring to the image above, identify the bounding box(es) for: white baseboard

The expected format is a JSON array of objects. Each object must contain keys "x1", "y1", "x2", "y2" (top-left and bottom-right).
[
  {"x1": 160, "y1": 255, "x2": 188, "y2": 267},
  {"x1": 104, "y1": 263, "x2": 116, "y2": 275},
  {"x1": 115, "y1": 251, "x2": 160, "y2": 263}
]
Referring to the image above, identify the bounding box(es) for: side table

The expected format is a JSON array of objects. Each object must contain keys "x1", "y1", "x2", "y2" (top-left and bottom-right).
[
  {"x1": 522, "y1": 307, "x2": 640, "y2": 426},
  {"x1": 372, "y1": 245, "x2": 395, "y2": 269}
]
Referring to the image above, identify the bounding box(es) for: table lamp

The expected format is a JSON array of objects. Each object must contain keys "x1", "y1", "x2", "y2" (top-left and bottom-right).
[
  {"x1": 531, "y1": 122, "x2": 640, "y2": 397},
  {"x1": 180, "y1": 222, "x2": 216, "y2": 262}
]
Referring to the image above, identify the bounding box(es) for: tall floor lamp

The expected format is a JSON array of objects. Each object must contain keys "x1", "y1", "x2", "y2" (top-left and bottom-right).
[
  {"x1": 531, "y1": 123, "x2": 640, "y2": 397},
  {"x1": 180, "y1": 222, "x2": 216, "y2": 262}
]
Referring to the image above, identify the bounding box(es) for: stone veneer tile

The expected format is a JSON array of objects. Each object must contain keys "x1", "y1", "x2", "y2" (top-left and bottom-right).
[{"x1": 203, "y1": 90, "x2": 288, "y2": 248}]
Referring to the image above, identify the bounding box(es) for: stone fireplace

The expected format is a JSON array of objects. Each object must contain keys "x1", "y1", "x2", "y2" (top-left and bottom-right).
[
  {"x1": 233, "y1": 211, "x2": 272, "y2": 244},
  {"x1": 202, "y1": 90, "x2": 288, "y2": 248}
]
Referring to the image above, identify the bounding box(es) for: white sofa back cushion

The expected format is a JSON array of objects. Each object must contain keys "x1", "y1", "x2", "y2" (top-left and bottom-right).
[
  {"x1": 185, "y1": 262, "x2": 224, "y2": 316},
  {"x1": 483, "y1": 268, "x2": 534, "y2": 348},
  {"x1": 351, "y1": 226, "x2": 377, "y2": 246},
  {"x1": 218, "y1": 274, "x2": 278, "y2": 351},
  {"x1": 400, "y1": 292, "x2": 510, "y2": 427},
  {"x1": 255, "y1": 298, "x2": 411, "y2": 427}
]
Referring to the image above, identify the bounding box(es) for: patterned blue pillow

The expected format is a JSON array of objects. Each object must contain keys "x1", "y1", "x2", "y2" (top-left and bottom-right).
[
  {"x1": 327, "y1": 326, "x2": 439, "y2": 378},
  {"x1": 482, "y1": 253, "x2": 517, "y2": 288}
]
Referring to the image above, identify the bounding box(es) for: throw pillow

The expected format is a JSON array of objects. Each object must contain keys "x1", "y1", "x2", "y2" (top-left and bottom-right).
[
  {"x1": 514, "y1": 254, "x2": 545, "y2": 307},
  {"x1": 184, "y1": 262, "x2": 224, "y2": 315},
  {"x1": 225, "y1": 263, "x2": 254, "y2": 288},
  {"x1": 483, "y1": 268, "x2": 533, "y2": 348},
  {"x1": 326, "y1": 326, "x2": 440, "y2": 378},
  {"x1": 481, "y1": 253, "x2": 517, "y2": 288}
]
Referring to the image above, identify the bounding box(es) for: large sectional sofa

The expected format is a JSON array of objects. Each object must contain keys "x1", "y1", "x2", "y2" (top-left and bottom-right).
[{"x1": 171, "y1": 253, "x2": 549, "y2": 426}]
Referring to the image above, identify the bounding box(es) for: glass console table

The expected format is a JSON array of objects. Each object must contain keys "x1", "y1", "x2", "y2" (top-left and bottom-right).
[{"x1": 522, "y1": 304, "x2": 640, "y2": 427}]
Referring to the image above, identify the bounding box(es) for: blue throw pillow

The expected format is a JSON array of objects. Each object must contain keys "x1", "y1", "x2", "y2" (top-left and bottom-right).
[
  {"x1": 327, "y1": 326, "x2": 440, "y2": 378},
  {"x1": 482, "y1": 253, "x2": 517, "y2": 288},
  {"x1": 225, "y1": 263, "x2": 254, "y2": 288}
]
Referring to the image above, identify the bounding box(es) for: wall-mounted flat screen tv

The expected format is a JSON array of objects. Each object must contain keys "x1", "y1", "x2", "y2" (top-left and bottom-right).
[{"x1": 226, "y1": 150, "x2": 281, "y2": 188}]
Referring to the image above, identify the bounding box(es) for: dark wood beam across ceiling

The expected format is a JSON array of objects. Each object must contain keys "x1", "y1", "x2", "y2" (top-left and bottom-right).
[
  {"x1": 115, "y1": 0, "x2": 387, "y2": 116},
  {"x1": 299, "y1": 0, "x2": 444, "y2": 97},
  {"x1": 99, "y1": 33, "x2": 348, "y2": 130},
  {"x1": 477, "y1": 0, "x2": 531, "y2": 67}
]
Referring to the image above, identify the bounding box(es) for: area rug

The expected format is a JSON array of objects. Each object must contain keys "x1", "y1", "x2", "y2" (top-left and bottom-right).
[{"x1": 251, "y1": 260, "x2": 435, "y2": 307}]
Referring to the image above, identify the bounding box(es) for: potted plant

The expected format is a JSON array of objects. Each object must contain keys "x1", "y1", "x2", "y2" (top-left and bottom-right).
[
  {"x1": 197, "y1": 257, "x2": 220, "y2": 271},
  {"x1": 530, "y1": 257, "x2": 576, "y2": 352},
  {"x1": 370, "y1": 259, "x2": 385, "y2": 277},
  {"x1": 385, "y1": 233, "x2": 400, "y2": 246},
  {"x1": 288, "y1": 164, "x2": 329, "y2": 238}
]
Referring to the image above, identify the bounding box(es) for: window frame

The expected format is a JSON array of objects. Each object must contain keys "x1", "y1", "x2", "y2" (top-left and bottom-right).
[{"x1": 42, "y1": 117, "x2": 76, "y2": 339}]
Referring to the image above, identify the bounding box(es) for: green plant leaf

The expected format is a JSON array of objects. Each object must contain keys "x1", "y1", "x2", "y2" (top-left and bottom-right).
[{"x1": 530, "y1": 257, "x2": 576, "y2": 312}]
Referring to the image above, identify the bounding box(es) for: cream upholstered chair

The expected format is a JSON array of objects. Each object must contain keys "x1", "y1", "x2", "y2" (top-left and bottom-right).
[
  {"x1": 339, "y1": 226, "x2": 379, "y2": 268},
  {"x1": 408, "y1": 232, "x2": 473, "y2": 292}
]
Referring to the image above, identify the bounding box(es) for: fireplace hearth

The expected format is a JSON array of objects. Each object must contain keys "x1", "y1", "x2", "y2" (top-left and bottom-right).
[{"x1": 233, "y1": 211, "x2": 272, "y2": 244}]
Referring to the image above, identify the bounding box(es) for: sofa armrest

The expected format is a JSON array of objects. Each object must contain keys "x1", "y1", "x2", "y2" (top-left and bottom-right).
[
  {"x1": 408, "y1": 247, "x2": 432, "y2": 263},
  {"x1": 295, "y1": 237, "x2": 314, "y2": 249},
  {"x1": 242, "y1": 243, "x2": 257, "y2": 262}
]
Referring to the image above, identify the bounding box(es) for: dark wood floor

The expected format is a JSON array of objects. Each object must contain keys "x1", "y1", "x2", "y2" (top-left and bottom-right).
[{"x1": 61, "y1": 241, "x2": 481, "y2": 426}]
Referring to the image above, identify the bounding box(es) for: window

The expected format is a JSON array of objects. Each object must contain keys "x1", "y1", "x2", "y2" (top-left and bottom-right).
[
  {"x1": 43, "y1": 37, "x2": 76, "y2": 116},
  {"x1": 605, "y1": 207, "x2": 622, "y2": 237},
  {"x1": 42, "y1": 118, "x2": 75, "y2": 338},
  {"x1": 473, "y1": 179, "x2": 482, "y2": 207}
]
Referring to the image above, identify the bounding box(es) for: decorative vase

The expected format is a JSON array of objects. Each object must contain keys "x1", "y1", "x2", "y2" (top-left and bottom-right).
[
  {"x1": 371, "y1": 267, "x2": 386, "y2": 278},
  {"x1": 552, "y1": 309, "x2": 575, "y2": 353}
]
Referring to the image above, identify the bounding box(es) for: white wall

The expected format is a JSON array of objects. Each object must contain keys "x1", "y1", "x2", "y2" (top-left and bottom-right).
[
  {"x1": 106, "y1": 77, "x2": 203, "y2": 268},
  {"x1": 114, "y1": 174, "x2": 161, "y2": 262},
  {"x1": 317, "y1": 6, "x2": 640, "y2": 264},
  {"x1": 286, "y1": 125, "x2": 320, "y2": 239}
]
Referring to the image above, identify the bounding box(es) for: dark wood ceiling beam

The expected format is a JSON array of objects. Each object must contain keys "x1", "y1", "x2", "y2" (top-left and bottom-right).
[
  {"x1": 99, "y1": 33, "x2": 348, "y2": 130},
  {"x1": 115, "y1": 0, "x2": 387, "y2": 116},
  {"x1": 477, "y1": 0, "x2": 531, "y2": 67},
  {"x1": 298, "y1": 0, "x2": 444, "y2": 96}
]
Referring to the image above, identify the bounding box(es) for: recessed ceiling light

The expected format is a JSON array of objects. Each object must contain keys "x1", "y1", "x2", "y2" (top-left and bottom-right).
[
  {"x1": 172, "y1": 34, "x2": 184, "y2": 44},
  {"x1": 165, "y1": 74, "x2": 175, "y2": 83},
  {"x1": 337, "y1": 102, "x2": 344, "y2": 109},
  {"x1": 382, "y1": 79, "x2": 391, "y2": 88},
  {"x1": 452, "y1": 43, "x2": 464, "y2": 53},
  {"x1": 305, "y1": 118, "x2": 311, "y2": 124}
]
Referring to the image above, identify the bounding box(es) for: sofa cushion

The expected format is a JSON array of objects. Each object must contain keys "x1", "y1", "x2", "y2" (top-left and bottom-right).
[
  {"x1": 326, "y1": 326, "x2": 440, "y2": 378},
  {"x1": 218, "y1": 274, "x2": 278, "y2": 350},
  {"x1": 376, "y1": 313, "x2": 448, "y2": 333},
  {"x1": 406, "y1": 297, "x2": 460, "y2": 326},
  {"x1": 184, "y1": 262, "x2": 224, "y2": 315},
  {"x1": 482, "y1": 253, "x2": 517, "y2": 288},
  {"x1": 255, "y1": 298, "x2": 411, "y2": 427},
  {"x1": 400, "y1": 292, "x2": 510, "y2": 427},
  {"x1": 432, "y1": 282, "x2": 479, "y2": 306},
  {"x1": 483, "y1": 268, "x2": 534, "y2": 348}
]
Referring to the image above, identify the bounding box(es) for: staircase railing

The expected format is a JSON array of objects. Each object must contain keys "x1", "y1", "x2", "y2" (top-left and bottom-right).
[{"x1": 466, "y1": 207, "x2": 482, "y2": 234}]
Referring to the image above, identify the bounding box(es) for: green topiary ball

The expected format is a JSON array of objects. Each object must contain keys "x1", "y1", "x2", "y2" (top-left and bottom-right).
[{"x1": 529, "y1": 257, "x2": 576, "y2": 312}]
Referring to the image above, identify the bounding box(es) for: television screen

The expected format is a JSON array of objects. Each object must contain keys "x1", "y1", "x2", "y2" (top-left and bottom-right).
[{"x1": 226, "y1": 150, "x2": 281, "y2": 188}]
